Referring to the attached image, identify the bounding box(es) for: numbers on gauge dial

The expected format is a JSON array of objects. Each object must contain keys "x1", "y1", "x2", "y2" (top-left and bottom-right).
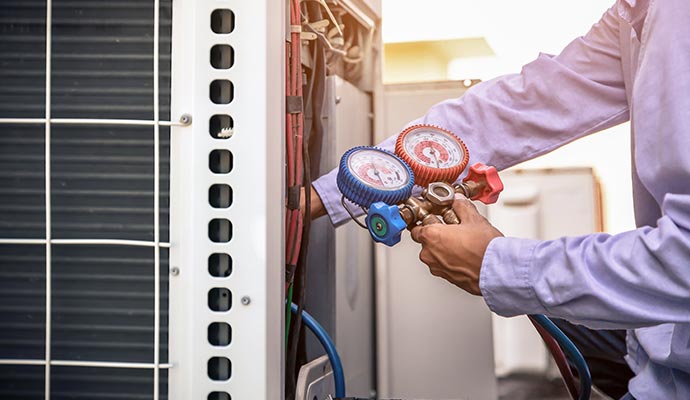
[
  {"x1": 347, "y1": 149, "x2": 410, "y2": 190},
  {"x1": 403, "y1": 128, "x2": 466, "y2": 168}
]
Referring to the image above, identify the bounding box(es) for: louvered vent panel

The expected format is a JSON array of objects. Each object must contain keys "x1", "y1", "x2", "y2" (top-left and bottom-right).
[
  {"x1": 0, "y1": 1, "x2": 46, "y2": 119},
  {"x1": 0, "y1": 365, "x2": 45, "y2": 399},
  {"x1": 0, "y1": 0, "x2": 172, "y2": 399},
  {"x1": 0, "y1": 126, "x2": 46, "y2": 238},
  {"x1": 51, "y1": 125, "x2": 170, "y2": 242},
  {"x1": 0, "y1": 245, "x2": 46, "y2": 361}
]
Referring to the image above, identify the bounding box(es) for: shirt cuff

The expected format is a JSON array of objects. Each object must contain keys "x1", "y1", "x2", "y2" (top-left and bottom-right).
[
  {"x1": 479, "y1": 236, "x2": 548, "y2": 317},
  {"x1": 312, "y1": 168, "x2": 355, "y2": 227}
]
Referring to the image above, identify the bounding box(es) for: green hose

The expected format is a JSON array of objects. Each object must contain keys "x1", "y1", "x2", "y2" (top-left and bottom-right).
[{"x1": 285, "y1": 284, "x2": 294, "y2": 348}]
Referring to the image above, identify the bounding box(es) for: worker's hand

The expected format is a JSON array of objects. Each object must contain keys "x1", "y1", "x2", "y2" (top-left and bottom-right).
[
  {"x1": 410, "y1": 196, "x2": 503, "y2": 296},
  {"x1": 301, "y1": 186, "x2": 327, "y2": 220}
]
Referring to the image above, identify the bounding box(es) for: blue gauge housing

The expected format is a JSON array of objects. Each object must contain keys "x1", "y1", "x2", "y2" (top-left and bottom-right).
[{"x1": 336, "y1": 146, "x2": 415, "y2": 208}]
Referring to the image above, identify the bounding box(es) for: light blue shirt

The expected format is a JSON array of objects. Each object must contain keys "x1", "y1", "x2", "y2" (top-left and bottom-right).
[{"x1": 312, "y1": 0, "x2": 690, "y2": 398}]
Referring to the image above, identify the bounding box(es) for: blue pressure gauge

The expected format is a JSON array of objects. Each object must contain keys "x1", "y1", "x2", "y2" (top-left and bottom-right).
[{"x1": 336, "y1": 146, "x2": 415, "y2": 208}]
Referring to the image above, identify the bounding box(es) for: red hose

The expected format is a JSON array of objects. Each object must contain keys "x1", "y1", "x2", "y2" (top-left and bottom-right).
[
  {"x1": 285, "y1": 0, "x2": 304, "y2": 291},
  {"x1": 529, "y1": 315, "x2": 580, "y2": 400}
]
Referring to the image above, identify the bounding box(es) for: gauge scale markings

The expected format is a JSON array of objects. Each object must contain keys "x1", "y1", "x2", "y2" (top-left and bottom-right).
[
  {"x1": 403, "y1": 129, "x2": 465, "y2": 168},
  {"x1": 347, "y1": 149, "x2": 410, "y2": 190}
]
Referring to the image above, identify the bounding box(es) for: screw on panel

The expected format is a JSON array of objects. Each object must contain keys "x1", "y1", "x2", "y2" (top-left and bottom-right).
[
  {"x1": 240, "y1": 296, "x2": 251, "y2": 305},
  {"x1": 170, "y1": 267, "x2": 180, "y2": 276},
  {"x1": 179, "y1": 113, "x2": 193, "y2": 126}
]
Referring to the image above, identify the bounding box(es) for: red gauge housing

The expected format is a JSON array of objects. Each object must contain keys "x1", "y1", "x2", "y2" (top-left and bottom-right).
[{"x1": 395, "y1": 124, "x2": 470, "y2": 187}]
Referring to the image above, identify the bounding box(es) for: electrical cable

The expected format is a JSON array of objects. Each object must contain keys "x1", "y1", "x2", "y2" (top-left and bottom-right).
[
  {"x1": 288, "y1": 101, "x2": 312, "y2": 382},
  {"x1": 310, "y1": 0, "x2": 343, "y2": 37},
  {"x1": 302, "y1": 22, "x2": 348, "y2": 56},
  {"x1": 529, "y1": 314, "x2": 592, "y2": 400},
  {"x1": 287, "y1": 0, "x2": 327, "y2": 393},
  {"x1": 285, "y1": 0, "x2": 306, "y2": 397},
  {"x1": 287, "y1": 1, "x2": 353, "y2": 396},
  {"x1": 307, "y1": 10, "x2": 327, "y2": 180},
  {"x1": 301, "y1": 1, "x2": 326, "y2": 180},
  {"x1": 291, "y1": 303, "x2": 346, "y2": 398},
  {"x1": 341, "y1": 195, "x2": 368, "y2": 229}
]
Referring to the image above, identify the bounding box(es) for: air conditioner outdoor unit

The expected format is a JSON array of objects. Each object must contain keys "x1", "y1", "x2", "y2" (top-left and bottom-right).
[{"x1": 0, "y1": 1, "x2": 284, "y2": 399}]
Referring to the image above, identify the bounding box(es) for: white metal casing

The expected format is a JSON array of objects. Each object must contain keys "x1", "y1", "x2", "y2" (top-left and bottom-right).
[
  {"x1": 304, "y1": 76, "x2": 376, "y2": 397},
  {"x1": 168, "y1": 1, "x2": 284, "y2": 398},
  {"x1": 330, "y1": 76, "x2": 375, "y2": 396}
]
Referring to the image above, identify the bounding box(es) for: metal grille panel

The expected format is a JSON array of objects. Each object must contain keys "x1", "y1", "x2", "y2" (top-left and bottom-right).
[
  {"x1": 0, "y1": 245, "x2": 46, "y2": 361},
  {"x1": 0, "y1": 0, "x2": 172, "y2": 399},
  {"x1": 0, "y1": 1, "x2": 47, "y2": 119}
]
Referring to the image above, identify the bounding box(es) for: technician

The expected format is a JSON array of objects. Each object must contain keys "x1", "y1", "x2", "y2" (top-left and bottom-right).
[{"x1": 306, "y1": 1, "x2": 690, "y2": 399}]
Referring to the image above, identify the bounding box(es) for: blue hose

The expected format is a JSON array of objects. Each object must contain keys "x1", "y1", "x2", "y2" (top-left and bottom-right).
[
  {"x1": 291, "y1": 303, "x2": 346, "y2": 398},
  {"x1": 530, "y1": 314, "x2": 592, "y2": 400},
  {"x1": 289, "y1": 307, "x2": 586, "y2": 400}
]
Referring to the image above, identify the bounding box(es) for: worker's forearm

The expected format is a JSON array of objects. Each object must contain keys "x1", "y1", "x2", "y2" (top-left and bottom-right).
[
  {"x1": 301, "y1": 186, "x2": 326, "y2": 220},
  {"x1": 309, "y1": 186, "x2": 326, "y2": 220},
  {"x1": 482, "y1": 194, "x2": 690, "y2": 330}
]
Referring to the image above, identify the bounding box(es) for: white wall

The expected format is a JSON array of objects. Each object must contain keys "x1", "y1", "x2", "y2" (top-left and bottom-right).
[{"x1": 382, "y1": 0, "x2": 635, "y2": 234}]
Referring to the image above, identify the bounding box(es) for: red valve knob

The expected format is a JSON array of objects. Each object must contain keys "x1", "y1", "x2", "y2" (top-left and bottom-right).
[{"x1": 462, "y1": 163, "x2": 504, "y2": 204}]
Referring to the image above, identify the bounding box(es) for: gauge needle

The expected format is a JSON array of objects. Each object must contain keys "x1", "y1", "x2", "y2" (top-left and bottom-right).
[
  {"x1": 372, "y1": 164, "x2": 386, "y2": 187},
  {"x1": 430, "y1": 147, "x2": 440, "y2": 168}
]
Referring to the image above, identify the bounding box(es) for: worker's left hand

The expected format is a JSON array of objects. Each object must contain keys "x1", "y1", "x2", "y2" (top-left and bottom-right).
[{"x1": 410, "y1": 196, "x2": 503, "y2": 296}]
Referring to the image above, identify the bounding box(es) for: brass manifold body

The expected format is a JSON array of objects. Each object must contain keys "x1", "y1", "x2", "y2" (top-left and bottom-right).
[{"x1": 396, "y1": 180, "x2": 486, "y2": 228}]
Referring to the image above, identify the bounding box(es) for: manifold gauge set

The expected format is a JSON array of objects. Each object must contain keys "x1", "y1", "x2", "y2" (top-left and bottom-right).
[{"x1": 336, "y1": 124, "x2": 504, "y2": 246}]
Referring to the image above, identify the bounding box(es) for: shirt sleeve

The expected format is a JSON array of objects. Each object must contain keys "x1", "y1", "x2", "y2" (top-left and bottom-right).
[
  {"x1": 482, "y1": 0, "x2": 690, "y2": 330},
  {"x1": 313, "y1": 3, "x2": 629, "y2": 227},
  {"x1": 481, "y1": 193, "x2": 690, "y2": 330}
]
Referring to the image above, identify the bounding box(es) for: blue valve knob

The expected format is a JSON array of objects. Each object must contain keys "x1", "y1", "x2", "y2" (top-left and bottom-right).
[{"x1": 366, "y1": 202, "x2": 407, "y2": 247}]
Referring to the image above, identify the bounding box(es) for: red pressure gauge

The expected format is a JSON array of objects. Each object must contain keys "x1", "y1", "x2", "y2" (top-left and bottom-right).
[{"x1": 394, "y1": 125, "x2": 470, "y2": 187}]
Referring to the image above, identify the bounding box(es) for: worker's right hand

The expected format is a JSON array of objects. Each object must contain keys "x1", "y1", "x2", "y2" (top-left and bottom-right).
[{"x1": 410, "y1": 196, "x2": 503, "y2": 296}]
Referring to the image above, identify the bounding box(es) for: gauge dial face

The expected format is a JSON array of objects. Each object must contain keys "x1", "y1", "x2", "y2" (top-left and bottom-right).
[
  {"x1": 346, "y1": 149, "x2": 410, "y2": 190},
  {"x1": 402, "y1": 127, "x2": 466, "y2": 168}
]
